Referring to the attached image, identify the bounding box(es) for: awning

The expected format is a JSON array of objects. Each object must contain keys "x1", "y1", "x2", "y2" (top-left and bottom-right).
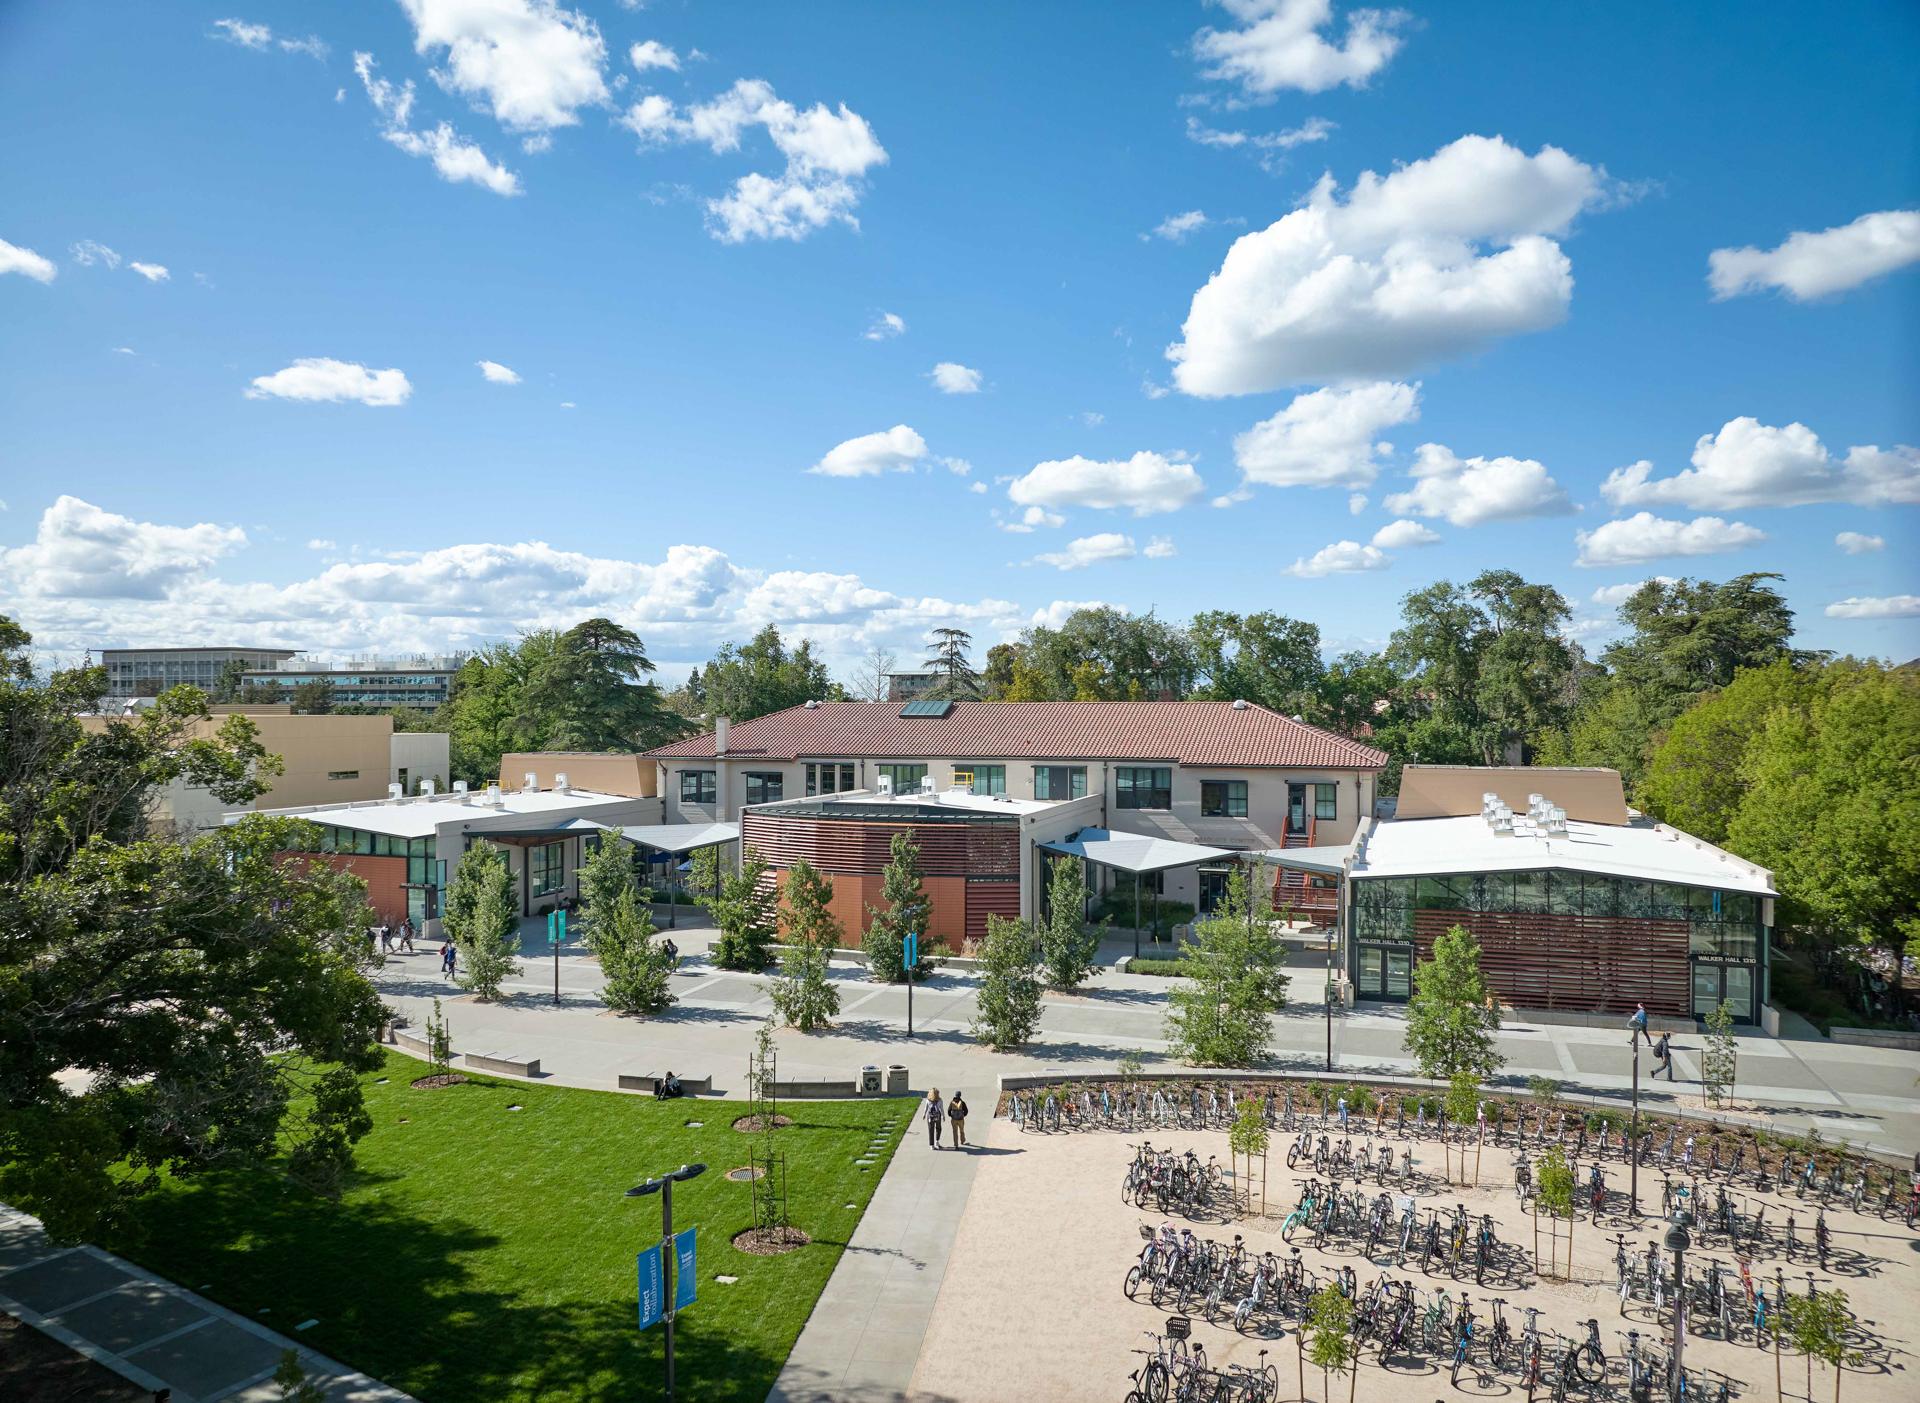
[
  {"x1": 1246, "y1": 843, "x2": 1354, "y2": 876},
  {"x1": 1037, "y1": 828, "x2": 1235, "y2": 875},
  {"x1": 596, "y1": 821, "x2": 741, "y2": 854}
]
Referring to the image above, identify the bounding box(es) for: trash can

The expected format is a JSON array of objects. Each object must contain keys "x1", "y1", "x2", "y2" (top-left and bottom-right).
[
  {"x1": 858, "y1": 1065, "x2": 883, "y2": 1095},
  {"x1": 886, "y1": 1064, "x2": 908, "y2": 1094}
]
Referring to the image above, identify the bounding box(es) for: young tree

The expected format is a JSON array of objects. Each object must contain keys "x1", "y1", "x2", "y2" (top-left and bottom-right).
[
  {"x1": 863, "y1": 831, "x2": 934, "y2": 981},
  {"x1": 1403, "y1": 924, "x2": 1505, "y2": 1081},
  {"x1": 273, "y1": 1349, "x2": 325, "y2": 1403},
  {"x1": 576, "y1": 833, "x2": 639, "y2": 938},
  {"x1": 1305, "y1": 1282, "x2": 1356, "y2": 1403},
  {"x1": 1163, "y1": 865, "x2": 1290, "y2": 1067},
  {"x1": 1701, "y1": 998, "x2": 1739, "y2": 1108},
  {"x1": 1780, "y1": 1287, "x2": 1863, "y2": 1403},
  {"x1": 768, "y1": 860, "x2": 843, "y2": 1031},
  {"x1": 593, "y1": 886, "x2": 676, "y2": 1016},
  {"x1": 687, "y1": 843, "x2": 722, "y2": 903},
  {"x1": 444, "y1": 843, "x2": 521, "y2": 1001},
  {"x1": 1534, "y1": 1142, "x2": 1575, "y2": 1275},
  {"x1": 970, "y1": 914, "x2": 1044, "y2": 1050},
  {"x1": 1037, "y1": 855, "x2": 1101, "y2": 989},
  {"x1": 0, "y1": 621, "x2": 384, "y2": 1242},
  {"x1": 710, "y1": 847, "x2": 781, "y2": 971},
  {"x1": 424, "y1": 997, "x2": 453, "y2": 1081}
]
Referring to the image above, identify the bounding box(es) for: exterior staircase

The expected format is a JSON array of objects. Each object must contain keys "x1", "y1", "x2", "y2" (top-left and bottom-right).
[{"x1": 1270, "y1": 815, "x2": 1338, "y2": 919}]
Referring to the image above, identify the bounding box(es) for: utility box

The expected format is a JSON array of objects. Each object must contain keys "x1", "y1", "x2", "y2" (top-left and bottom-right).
[
  {"x1": 886, "y1": 1064, "x2": 908, "y2": 1094},
  {"x1": 857, "y1": 1065, "x2": 882, "y2": 1095}
]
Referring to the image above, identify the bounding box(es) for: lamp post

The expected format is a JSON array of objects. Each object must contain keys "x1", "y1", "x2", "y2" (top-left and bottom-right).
[
  {"x1": 1630, "y1": 1032, "x2": 1641, "y2": 1218},
  {"x1": 1664, "y1": 1210, "x2": 1692, "y2": 1401},
  {"x1": 626, "y1": 1162, "x2": 707, "y2": 1401}
]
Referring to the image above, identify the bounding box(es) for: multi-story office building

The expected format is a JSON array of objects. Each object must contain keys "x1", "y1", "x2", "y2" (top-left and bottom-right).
[
  {"x1": 884, "y1": 670, "x2": 940, "y2": 702},
  {"x1": 239, "y1": 654, "x2": 469, "y2": 709},
  {"x1": 98, "y1": 645, "x2": 298, "y2": 700}
]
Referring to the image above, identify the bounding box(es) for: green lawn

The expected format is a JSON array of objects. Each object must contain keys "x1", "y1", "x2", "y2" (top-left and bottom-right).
[{"x1": 103, "y1": 1050, "x2": 908, "y2": 1402}]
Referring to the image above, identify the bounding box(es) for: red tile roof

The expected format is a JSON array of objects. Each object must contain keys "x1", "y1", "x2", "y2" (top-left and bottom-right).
[{"x1": 644, "y1": 700, "x2": 1387, "y2": 769}]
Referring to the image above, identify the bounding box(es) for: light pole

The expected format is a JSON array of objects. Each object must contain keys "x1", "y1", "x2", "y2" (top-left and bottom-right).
[
  {"x1": 1630, "y1": 1032, "x2": 1641, "y2": 1219},
  {"x1": 626, "y1": 1162, "x2": 707, "y2": 1401},
  {"x1": 1664, "y1": 1210, "x2": 1692, "y2": 1401}
]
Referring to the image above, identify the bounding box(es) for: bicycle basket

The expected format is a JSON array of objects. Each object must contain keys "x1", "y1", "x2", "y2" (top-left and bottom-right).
[
  {"x1": 1139, "y1": 1224, "x2": 1156, "y2": 1240},
  {"x1": 1166, "y1": 1315, "x2": 1192, "y2": 1341}
]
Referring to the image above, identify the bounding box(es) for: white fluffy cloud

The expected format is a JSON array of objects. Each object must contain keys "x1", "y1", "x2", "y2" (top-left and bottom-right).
[
  {"x1": 1184, "y1": 115, "x2": 1334, "y2": 172},
  {"x1": 1825, "y1": 595, "x2": 1920, "y2": 620},
  {"x1": 929, "y1": 362, "x2": 982, "y2": 394},
  {"x1": 210, "y1": 18, "x2": 272, "y2": 49},
  {"x1": 1033, "y1": 533, "x2": 1140, "y2": 570},
  {"x1": 70, "y1": 240, "x2": 120, "y2": 268},
  {"x1": 129, "y1": 262, "x2": 170, "y2": 282},
  {"x1": 477, "y1": 359, "x2": 522, "y2": 384},
  {"x1": 1149, "y1": 210, "x2": 1211, "y2": 242},
  {"x1": 0, "y1": 238, "x2": 56, "y2": 283},
  {"x1": 1574, "y1": 513, "x2": 1766, "y2": 567},
  {"x1": 622, "y1": 77, "x2": 887, "y2": 242},
  {"x1": 399, "y1": 0, "x2": 609, "y2": 132},
  {"x1": 809, "y1": 425, "x2": 928, "y2": 478},
  {"x1": 1383, "y1": 443, "x2": 1574, "y2": 526},
  {"x1": 246, "y1": 358, "x2": 413, "y2": 407},
  {"x1": 1370, "y1": 518, "x2": 1438, "y2": 548},
  {"x1": 1008, "y1": 452, "x2": 1205, "y2": 517},
  {"x1": 1168, "y1": 135, "x2": 1607, "y2": 394},
  {"x1": 1835, "y1": 531, "x2": 1884, "y2": 555},
  {"x1": 630, "y1": 40, "x2": 679, "y2": 72},
  {"x1": 1192, "y1": 0, "x2": 1406, "y2": 98},
  {"x1": 1590, "y1": 578, "x2": 1673, "y2": 607},
  {"x1": 355, "y1": 53, "x2": 522, "y2": 196},
  {"x1": 1709, "y1": 209, "x2": 1920, "y2": 301},
  {"x1": 864, "y1": 311, "x2": 906, "y2": 340},
  {"x1": 998, "y1": 505, "x2": 1066, "y2": 534},
  {"x1": 1284, "y1": 539, "x2": 1390, "y2": 576},
  {"x1": 1602, "y1": 417, "x2": 1920, "y2": 510},
  {"x1": 1232, "y1": 380, "x2": 1417, "y2": 489},
  {"x1": 1144, "y1": 536, "x2": 1178, "y2": 559},
  {"x1": 0, "y1": 496, "x2": 246, "y2": 601},
  {"x1": 1031, "y1": 599, "x2": 1123, "y2": 629}
]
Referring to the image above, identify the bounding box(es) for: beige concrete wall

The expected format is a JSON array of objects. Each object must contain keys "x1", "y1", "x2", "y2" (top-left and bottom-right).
[
  {"x1": 501, "y1": 751, "x2": 659, "y2": 799},
  {"x1": 1396, "y1": 765, "x2": 1627, "y2": 824}
]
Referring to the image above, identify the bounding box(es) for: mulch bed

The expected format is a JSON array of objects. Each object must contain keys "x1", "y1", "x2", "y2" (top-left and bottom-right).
[
  {"x1": 732, "y1": 1225, "x2": 810, "y2": 1255},
  {"x1": 0, "y1": 1313, "x2": 147, "y2": 1403},
  {"x1": 410, "y1": 1073, "x2": 469, "y2": 1089},
  {"x1": 732, "y1": 1114, "x2": 793, "y2": 1133},
  {"x1": 725, "y1": 1165, "x2": 765, "y2": 1182}
]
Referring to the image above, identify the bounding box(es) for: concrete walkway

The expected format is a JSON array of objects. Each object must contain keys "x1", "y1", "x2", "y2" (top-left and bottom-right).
[
  {"x1": 0, "y1": 1204, "x2": 413, "y2": 1403},
  {"x1": 767, "y1": 1113, "x2": 980, "y2": 1402}
]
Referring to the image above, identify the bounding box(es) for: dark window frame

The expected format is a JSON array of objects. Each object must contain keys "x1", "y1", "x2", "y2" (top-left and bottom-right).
[
  {"x1": 1115, "y1": 766, "x2": 1173, "y2": 810},
  {"x1": 1034, "y1": 765, "x2": 1088, "y2": 801},
  {"x1": 744, "y1": 771, "x2": 784, "y2": 805},
  {"x1": 679, "y1": 769, "x2": 717, "y2": 805},
  {"x1": 530, "y1": 841, "x2": 566, "y2": 896},
  {"x1": 1200, "y1": 779, "x2": 1248, "y2": 818},
  {"x1": 1314, "y1": 782, "x2": 1338, "y2": 821}
]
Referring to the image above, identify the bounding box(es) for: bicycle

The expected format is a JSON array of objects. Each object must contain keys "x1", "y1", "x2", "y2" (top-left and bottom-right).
[{"x1": 1450, "y1": 1296, "x2": 1478, "y2": 1387}]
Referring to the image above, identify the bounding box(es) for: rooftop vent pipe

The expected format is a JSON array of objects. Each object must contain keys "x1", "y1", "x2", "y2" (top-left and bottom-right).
[
  {"x1": 555, "y1": 772, "x2": 570, "y2": 794},
  {"x1": 1231, "y1": 698, "x2": 1249, "y2": 710},
  {"x1": 523, "y1": 771, "x2": 538, "y2": 793},
  {"x1": 421, "y1": 779, "x2": 436, "y2": 798},
  {"x1": 388, "y1": 782, "x2": 404, "y2": 801},
  {"x1": 453, "y1": 780, "x2": 470, "y2": 803}
]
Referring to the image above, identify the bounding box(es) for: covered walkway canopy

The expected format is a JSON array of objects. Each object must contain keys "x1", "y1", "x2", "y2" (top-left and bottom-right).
[
  {"x1": 1037, "y1": 828, "x2": 1236, "y2": 957},
  {"x1": 1245, "y1": 843, "x2": 1353, "y2": 876},
  {"x1": 575, "y1": 820, "x2": 741, "y2": 927}
]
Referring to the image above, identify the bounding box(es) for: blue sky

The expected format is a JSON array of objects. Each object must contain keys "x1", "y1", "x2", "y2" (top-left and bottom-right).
[{"x1": 2, "y1": 0, "x2": 1916, "y2": 680}]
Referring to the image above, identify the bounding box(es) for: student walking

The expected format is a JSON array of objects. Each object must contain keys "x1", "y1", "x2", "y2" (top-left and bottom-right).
[
  {"x1": 949, "y1": 1091, "x2": 969, "y2": 1148},
  {"x1": 440, "y1": 942, "x2": 456, "y2": 977},
  {"x1": 1654, "y1": 1030, "x2": 1674, "y2": 1080},
  {"x1": 1630, "y1": 1003, "x2": 1653, "y2": 1047},
  {"x1": 926, "y1": 1089, "x2": 944, "y2": 1148},
  {"x1": 399, "y1": 918, "x2": 415, "y2": 953}
]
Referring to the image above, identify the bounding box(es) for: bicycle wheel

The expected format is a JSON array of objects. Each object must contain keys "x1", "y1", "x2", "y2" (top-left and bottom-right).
[
  {"x1": 1262, "y1": 1360, "x2": 1280, "y2": 1403},
  {"x1": 1573, "y1": 1341, "x2": 1605, "y2": 1384},
  {"x1": 1143, "y1": 1358, "x2": 1170, "y2": 1403},
  {"x1": 1125, "y1": 1265, "x2": 1144, "y2": 1299},
  {"x1": 1234, "y1": 1298, "x2": 1254, "y2": 1333}
]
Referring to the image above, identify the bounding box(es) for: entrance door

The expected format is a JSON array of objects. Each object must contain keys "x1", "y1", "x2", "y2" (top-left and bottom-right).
[
  {"x1": 1692, "y1": 963, "x2": 1756, "y2": 1022},
  {"x1": 1359, "y1": 946, "x2": 1383, "y2": 996},
  {"x1": 1287, "y1": 783, "x2": 1307, "y2": 835},
  {"x1": 1385, "y1": 949, "x2": 1412, "y2": 998}
]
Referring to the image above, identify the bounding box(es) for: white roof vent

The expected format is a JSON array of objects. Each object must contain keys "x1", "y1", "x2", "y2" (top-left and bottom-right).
[
  {"x1": 421, "y1": 778, "x2": 436, "y2": 797},
  {"x1": 554, "y1": 771, "x2": 570, "y2": 794},
  {"x1": 920, "y1": 776, "x2": 937, "y2": 793},
  {"x1": 453, "y1": 780, "x2": 470, "y2": 802},
  {"x1": 1291, "y1": 714, "x2": 1304, "y2": 722},
  {"x1": 485, "y1": 783, "x2": 504, "y2": 807},
  {"x1": 388, "y1": 782, "x2": 404, "y2": 800},
  {"x1": 875, "y1": 776, "x2": 894, "y2": 795},
  {"x1": 522, "y1": 771, "x2": 538, "y2": 793},
  {"x1": 803, "y1": 699, "x2": 820, "y2": 709},
  {"x1": 1231, "y1": 698, "x2": 1250, "y2": 710}
]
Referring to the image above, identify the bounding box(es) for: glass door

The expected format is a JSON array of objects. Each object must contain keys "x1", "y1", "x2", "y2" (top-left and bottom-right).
[
  {"x1": 1287, "y1": 782, "x2": 1307, "y2": 835},
  {"x1": 1359, "y1": 946, "x2": 1383, "y2": 996},
  {"x1": 1385, "y1": 949, "x2": 1412, "y2": 998}
]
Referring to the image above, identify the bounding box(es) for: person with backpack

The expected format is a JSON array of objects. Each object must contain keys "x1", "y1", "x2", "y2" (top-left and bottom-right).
[
  {"x1": 948, "y1": 1091, "x2": 969, "y2": 1148},
  {"x1": 1630, "y1": 1003, "x2": 1652, "y2": 1047},
  {"x1": 1654, "y1": 1030, "x2": 1675, "y2": 1080},
  {"x1": 925, "y1": 1089, "x2": 944, "y2": 1148}
]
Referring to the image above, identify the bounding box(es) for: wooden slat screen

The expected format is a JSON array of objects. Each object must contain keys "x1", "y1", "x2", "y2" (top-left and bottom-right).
[{"x1": 1412, "y1": 910, "x2": 1690, "y2": 1017}]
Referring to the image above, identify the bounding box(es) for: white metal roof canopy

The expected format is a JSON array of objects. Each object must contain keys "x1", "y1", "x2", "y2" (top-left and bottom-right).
[
  {"x1": 595, "y1": 821, "x2": 742, "y2": 854},
  {"x1": 1035, "y1": 827, "x2": 1236, "y2": 875}
]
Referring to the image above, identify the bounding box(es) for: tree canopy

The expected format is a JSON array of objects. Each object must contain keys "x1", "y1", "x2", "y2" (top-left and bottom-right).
[{"x1": 673, "y1": 624, "x2": 839, "y2": 724}]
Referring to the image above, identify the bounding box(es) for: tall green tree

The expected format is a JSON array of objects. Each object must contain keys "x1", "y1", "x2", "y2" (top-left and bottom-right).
[
  {"x1": 1403, "y1": 924, "x2": 1505, "y2": 1081},
  {"x1": 863, "y1": 831, "x2": 934, "y2": 981},
  {"x1": 980, "y1": 642, "x2": 1020, "y2": 700},
  {"x1": 577, "y1": 833, "x2": 641, "y2": 938},
  {"x1": 970, "y1": 914, "x2": 1044, "y2": 1050},
  {"x1": 695, "y1": 624, "x2": 837, "y2": 723},
  {"x1": 0, "y1": 619, "x2": 384, "y2": 1243},
  {"x1": 1602, "y1": 573, "x2": 1801, "y2": 722},
  {"x1": 768, "y1": 860, "x2": 843, "y2": 1031},
  {"x1": 592, "y1": 886, "x2": 676, "y2": 1016},
  {"x1": 1163, "y1": 865, "x2": 1290, "y2": 1066},
  {"x1": 923, "y1": 626, "x2": 981, "y2": 700},
  {"x1": 439, "y1": 631, "x2": 560, "y2": 783},
  {"x1": 1189, "y1": 609, "x2": 1325, "y2": 715},
  {"x1": 710, "y1": 847, "x2": 780, "y2": 971},
  {"x1": 524, "y1": 618, "x2": 686, "y2": 753},
  {"x1": 1636, "y1": 658, "x2": 1815, "y2": 842},
  {"x1": 1016, "y1": 606, "x2": 1195, "y2": 700},
  {"x1": 1036, "y1": 855, "x2": 1100, "y2": 989},
  {"x1": 443, "y1": 843, "x2": 521, "y2": 1001}
]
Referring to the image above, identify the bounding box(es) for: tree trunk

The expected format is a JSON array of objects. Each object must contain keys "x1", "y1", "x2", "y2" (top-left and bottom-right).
[{"x1": 1349, "y1": 1357, "x2": 1357, "y2": 1403}]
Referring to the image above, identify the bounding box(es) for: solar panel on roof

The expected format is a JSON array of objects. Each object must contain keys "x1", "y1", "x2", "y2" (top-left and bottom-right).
[{"x1": 899, "y1": 699, "x2": 954, "y2": 717}]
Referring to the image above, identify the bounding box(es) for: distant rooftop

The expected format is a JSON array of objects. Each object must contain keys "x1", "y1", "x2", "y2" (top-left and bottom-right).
[
  {"x1": 238, "y1": 784, "x2": 639, "y2": 840},
  {"x1": 245, "y1": 652, "x2": 471, "y2": 674}
]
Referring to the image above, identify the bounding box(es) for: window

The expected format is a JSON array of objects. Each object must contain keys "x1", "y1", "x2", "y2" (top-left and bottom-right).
[
  {"x1": 530, "y1": 842, "x2": 566, "y2": 896},
  {"x1": 327, "y1": 769, "x2": 360, "y2": 781},
  {"x1": 1201, "y1": 779, "x2": 1247, "y2": 818},
  {"x1": 876, "y1": 763, "x2": 927, "y2": 792},
  {"x1": 680, "y1": 769, "x2": 717, "y2": 805},
  {"x1": 805, "y1": 762, "x2": 855, "y2": 796},
  {"x1": 1034, "y1": 765, "x2": 1087, "y2": 801},
  {"x1": 1314, "y1": 782, "x2": 1338, "y2": 821},
  {"x1": 744, "y1": 771, "x2": 784, "y2": 805},
  {"x1": 1115, "y1": 766, "x2": 1172, "y2": 810},
  {"x1": 961, "y1": 764, "x2": 1006, "y2": 796}
]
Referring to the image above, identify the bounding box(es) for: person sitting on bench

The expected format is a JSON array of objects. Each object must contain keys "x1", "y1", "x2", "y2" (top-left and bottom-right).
[{"x1": 655, "y1": 1070, "x2": 685, "y2": 1100}]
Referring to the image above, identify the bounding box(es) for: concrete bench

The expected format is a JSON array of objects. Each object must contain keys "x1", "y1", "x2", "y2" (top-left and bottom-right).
[
  {"x1": 619, "y1": 1073, "x2": 714, "y2": 1096},
  {"x1": 392, "y1": 1029, "x2": 434, "y2": 1059},
  {"x1": 464, "y1": 1051, "x2": 541, "y2": 1078}
]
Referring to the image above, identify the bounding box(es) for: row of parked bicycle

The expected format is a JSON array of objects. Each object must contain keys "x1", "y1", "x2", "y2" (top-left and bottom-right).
[{"x1": 1608, "y1": 1233, "x2": 1838, "y2": 1349}]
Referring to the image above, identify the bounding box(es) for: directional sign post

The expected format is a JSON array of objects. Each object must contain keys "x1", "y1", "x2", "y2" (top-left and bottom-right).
[
  {"x1": 548, "y1": 907, "x2": 568, "y2": 1006},
  {"x1": 904, "y1": 931, "x2": 918, "y2": 1038},
  {"x1": 626, "y1": 1164, "x2": 706, "y2": 1402}
]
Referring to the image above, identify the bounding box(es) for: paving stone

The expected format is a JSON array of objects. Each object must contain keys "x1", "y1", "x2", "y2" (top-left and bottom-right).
[
  {"x1": 0, "y1": 1251, "x2": 139, "y2": 1314},
  {"x1": 53, "y1": 1282, "x2": 209, "y2": 1355}
]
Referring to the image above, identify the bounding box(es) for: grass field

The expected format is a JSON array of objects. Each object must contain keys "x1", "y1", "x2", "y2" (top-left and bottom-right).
[{"x1": 103, "y1": 1050, "x2": 909, "y2": 1403}]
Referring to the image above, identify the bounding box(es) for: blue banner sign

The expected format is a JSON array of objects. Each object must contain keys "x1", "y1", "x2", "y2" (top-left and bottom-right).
[
  {"x1": 903, "y1": 931, "x2": 918, "y2": 968},
  {"x1": 637, "y1": 1245, "x2": 663, "y2": 1330},
  {"x1": 674, "y1": 1229, "x2": 697, "y2": 1310}
]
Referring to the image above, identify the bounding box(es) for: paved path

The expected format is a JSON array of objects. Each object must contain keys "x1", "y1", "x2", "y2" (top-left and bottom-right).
[
  {"x1": 0, "y1": 1204, "x2": 413, "y2": 1403},
  {"x1": 767, "y1": 1111, "x2": 980, "y2": 1402},
  {"x1": 379, "y1": 919, "x2": 1920, "y2": 1159}
]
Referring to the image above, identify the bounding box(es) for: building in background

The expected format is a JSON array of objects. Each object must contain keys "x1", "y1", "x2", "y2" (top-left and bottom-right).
[
  {"x1": 1287, "y1": 765, "x2": 1776, "y2": 1023},
  {"x1": 245, "y1": 775, "x2": 660, "y2": 930},
  {"x1": 239, "y1": 653, "x2": 469, "y2": 709},
  {"x1": 498, "y1": 751, "x2": 659, "y2": 799},
  {"x1": 98, "y1": 645, "x2": 298, "y2": 700},
  {"x1": 81, "y1": 706, "x2": 449, "y2": 835},
  {"x1": 884, "y1": 669, "x2": 939, "y2": 702}
]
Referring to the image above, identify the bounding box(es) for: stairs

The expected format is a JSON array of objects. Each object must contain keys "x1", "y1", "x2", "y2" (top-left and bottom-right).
[{"x1": 1270, "y1": 816, "x2": 1337, "y2": 917}]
